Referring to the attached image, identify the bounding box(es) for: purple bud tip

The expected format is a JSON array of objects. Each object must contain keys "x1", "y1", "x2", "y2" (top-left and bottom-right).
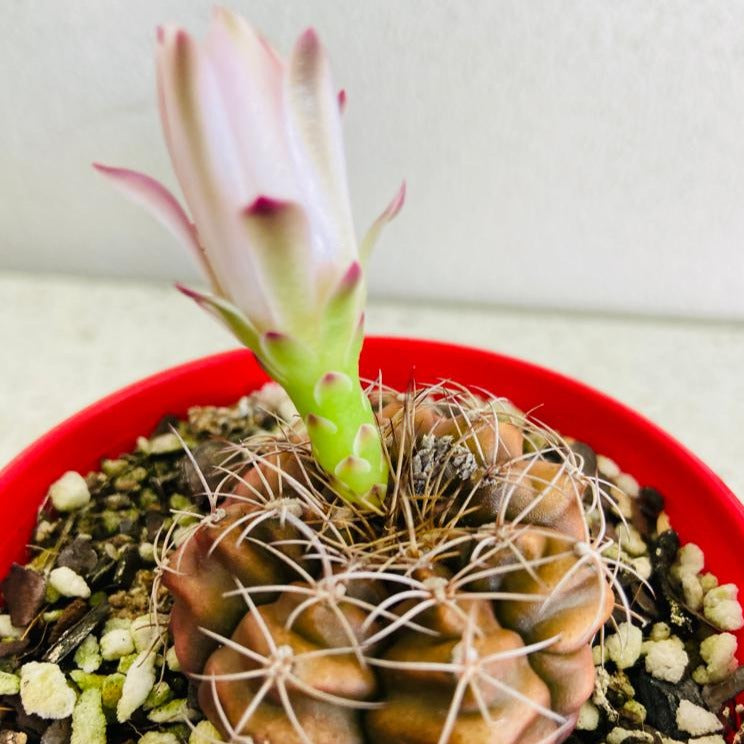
[
  {"x1": 338, "y1": 89, "x2": 347, "y2": 113},
  {"x1": 299, "y1": 27, "x2": 320, "y2": 50},
  {"x1": 264, "y1": 330, "x2": 286, "y2": 342},
  {"x1": 389, "y1": 181, "x2": 406, "y2": 218},
  {"x1": 174, "y1": 283, "x2": 202, "y2": 302},
  {"x1": 244, "y1": 196, "x2": 287, "y2": 217},
  {"x1": 341, "y1": 261, "x2": 362, "y2": 288}
]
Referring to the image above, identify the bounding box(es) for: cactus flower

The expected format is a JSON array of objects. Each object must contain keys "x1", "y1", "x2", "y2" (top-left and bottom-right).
[{"x1": 95, "y1": 8, "x2": 404, "y2": 506}]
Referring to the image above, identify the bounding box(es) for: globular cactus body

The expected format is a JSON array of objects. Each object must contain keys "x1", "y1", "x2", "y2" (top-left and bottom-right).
[{"x1": 161, "y1": 384, "x2": 618, "y2": 743}]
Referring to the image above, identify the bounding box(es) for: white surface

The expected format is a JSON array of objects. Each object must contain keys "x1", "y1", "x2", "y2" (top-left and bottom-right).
[
  {"x1": 1, "y1": 271, "x2": 743, "y2": 500},
  {"x1": 2, "y1": 2, "x2": 744, "y2": 319}
]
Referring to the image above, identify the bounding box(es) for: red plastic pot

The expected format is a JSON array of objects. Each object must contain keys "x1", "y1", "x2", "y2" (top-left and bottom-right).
[{"x1": 2, "y1": 336, "x2": 743, "y2": 657}]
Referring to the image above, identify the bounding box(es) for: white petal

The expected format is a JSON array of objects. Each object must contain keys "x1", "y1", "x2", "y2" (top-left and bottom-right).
[{"x1": 285, "y1": 28, "x2": 357, "y2": 270}]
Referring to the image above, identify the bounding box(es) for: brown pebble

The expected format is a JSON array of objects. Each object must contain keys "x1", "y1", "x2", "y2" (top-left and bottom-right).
[
  {"x1": 0, "y1": 564, "x2": 46, "y2": 627},
  {"x1": 57, "y1": 536, "x2": 98, "y2": 575},
  {"x1": 48, "y1": 598, "x2": 88, "y2": 644},
  {"x1": 40, "y1": 719, "x2": 71, "y2": 744},
  {"x1": 703, "y1": 665, "x2": 744, "y2": 711},
  {"x1": 0, "y1": 731, "x2": 28, "y2": 744},
  {"x1": 0, "y1": 639, "x2": 29, "y2": 658}
]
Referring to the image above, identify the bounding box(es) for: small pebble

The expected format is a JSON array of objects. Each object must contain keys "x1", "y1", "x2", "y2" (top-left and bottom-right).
[
  {"x1": 146, "y1": 698, "x2": 198, "y2": 723},
  {"x1": 48, "y1": 566, "x2": 90, "y2": 599},
  {"x1": 100, "y1": 629, "x2": 135, "y2": 661},
  {"x1": 138, "y1": 734, "x2": 179, "y2": 744},
  {"x1": 0, "y1": 615, "x2": 23, "y2": 639},
  {"x1": 693, "y1": 633, "x2": 738, "y2": 684},
  {"x1": 576, "y1": 701, "x2": 599, "y2": 730},
  {"x1": 189, "y1": 721, "x2": 224, "y2": 743},
  {"x1": 74, "y1": 634, "x2": 102, "y2": 673},
  {"x1": 165, "y1": 646, "x2": 181, "y2": 672},
  {"x1": 0, "y1": 671, "x2": 20, "y2": 694},
  {"x1": 117, "y1": 651, "x2": 156, "y2": 722},
  {"x1": 616, "y1": 524, "x2": 647, "y2": 557},
  {"x1": 642, "y1": 636, "x2": 689, "y2": 683},
  {"x1": 616, "y1": 473, "x2": 640, "y2": 497},
  {"x1": 48, "y1": 471, "x2": 91, "y2": 512},
  {"x1": 597, "y1": 455, "x2": 621, "y2": 479},
  {"x1": 19, "y1": 662, "x2": 76, "y2": 719},
  {"x1": 673, "y1": 543, "x2": 705, "y2": 579},
  {"x1": 650, "y1": 622, "x2": 671, "y2": 641},
  {"x1": 138, "y1": 542, "x2": 156, "y2": 562},
  {"x1": 148, "y1": 432, "x2": 183, "y2": 454},
  {"x1": 703, "y1": 584, "x2": 744, "y2": 631},
  {"x1": 606, "y1": 726, "x2": 653, "y2": 743},
  {"x1": 70, "y1": 688, "x2": 106, "y2": 744},
  {"x1": 0, "y1": 732, "x2": 28, "y2": 744},
  {"x1": 131, "y1": 614, "x2": 166, "y2": 653},
  {"x1": 676, "y1": 699, "x2": 724, "y2": 735},
  {"x1": 605, "y1": 622, "x2": 643, "y2": 670}
]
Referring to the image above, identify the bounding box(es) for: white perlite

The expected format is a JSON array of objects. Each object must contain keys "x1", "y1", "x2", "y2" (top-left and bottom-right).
[
  {"x1": 673, "y1": 543, "x2": 705, "y2": 577},
  {"x1": 131, "y1": 613, "x2": 167, "y2": 653},
  {"x1": 19, "y1": 662, "x2": 76, "y2": 719},
  {"x1": 48, "y1": 470, "x2": 91, "y2": 511},
  {"x1": 138, "y1": 734, "x2": 180, "y2": 744},
  {"x1": 0, "y1": 670, "x2": 20, "y2": 695},
  {"x1": 703, "y1": 584, "x2": 744, "y2": 631},
  {"x1": 101, "y1": 628, "x2": 135, "y2": 660},
  {"x1": 165, "y1": 645, "x2": 181, "y2": 672},
  {"x1": 676, "y1": 699, "x2": 724, "y2": 736},
  {"x1": 74, "y1": 633, "x2": 102, "y2": 673},
  {"x1": 597, "y1": 455, "x2": 621, "y2": 479},
  {"x1": 576, "y1": 701, "x2": 599, "y2": 730},
  {"x1": 642, "y1": 636, "x2": 689, "y2": 683},
  {"x1": 692, "y1": 633, "x2": 738, "y2": 684},
  {"x1": 71, "y1": 688, "x2": 106, "y2": 744},
  {"x1": 616, "y1": 524, "x2": 647, "y2": 557},
  {"x1": 689, "y1": 737, "x2": 726, "y2": 744},
  {"x1": 189, "y1": 720, "x2": 225, "y2": 743},
  {"x1": 49, "y1": 566, "x2": 91, "y2": 598},
  {"x1": 615, "y1": 472, "x2": 640, "y2": 497},
  {"x1": 605, "y1": 622, "x2": 643, "y2": 669},
  {"x1": 607, "y1": 726, "x2": 654, "y2": 743},
  {"x1": 0, "y1": 614, "x2": 23, "y2": 639},
  {"x1": 117, "y1": 650, "x2": 156, "y2": 722}
]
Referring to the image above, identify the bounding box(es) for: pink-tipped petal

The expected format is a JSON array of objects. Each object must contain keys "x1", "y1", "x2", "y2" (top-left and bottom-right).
[
  {"x1": 158, "y1": 24, "x2": 273, "y2": 325},
  {"x1": 338, "y1": 89, "x2": 347, "y2": 114},
  {"x1": 359, "y1": 181, "x2": 406, "y2": 263},
  {"x1": 286, "y1": 27, "x2": 356, "y2": 266},
  {"x1": 93, "y1": 163, "x2": 221, "y2": 289},
  {"x1": 175, "y1": 283, "x2": 258, "y2": 349},
  {"x1": 241, "y1": 197, "x2": 315, "y2": 332},
  {"x1": 204, "y1": 9, "x2": 292, "y2": 201}
]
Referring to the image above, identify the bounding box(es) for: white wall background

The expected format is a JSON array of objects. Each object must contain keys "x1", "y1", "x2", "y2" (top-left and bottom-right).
[{"x1": 2, "y1": 0, "x2": 744, "y2": 319}]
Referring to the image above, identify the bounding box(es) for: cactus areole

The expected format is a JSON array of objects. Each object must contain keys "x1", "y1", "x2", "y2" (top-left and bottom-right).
[{"x1": 96, "y1": 9, "x2": 618, "y2": 743}]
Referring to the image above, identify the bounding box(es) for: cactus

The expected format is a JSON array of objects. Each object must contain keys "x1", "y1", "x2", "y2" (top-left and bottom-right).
[
  {"x1": 95, "y1": 10, "x2": 631, "y2": 741},
  {"x1": 156, "y1": 384, "x2": 624, "y2": 743}
]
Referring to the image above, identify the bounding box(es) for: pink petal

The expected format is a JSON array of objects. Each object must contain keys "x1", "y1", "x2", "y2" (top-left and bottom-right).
[
  {"x1": 360, "y1": 181, "x2": 406, "y2": 263},
  {"x1": 241, "y1": 197, "x2": 316, "y2": 334},
  {"x1": 92, "y1": 163, "x2": 220, "y2": 290},
  {"x1": 157, "y1": 24, "x2": 271, "y2": 323},
  {"x1": 285, "y1": 28, "x2": 356, "y2": 267},
  {"x1": 175, "y1": 283, "x2": 259, "y2": 349},
  {"x1": 204, "y1": 8, "x2": 295, "y2": 201}
]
